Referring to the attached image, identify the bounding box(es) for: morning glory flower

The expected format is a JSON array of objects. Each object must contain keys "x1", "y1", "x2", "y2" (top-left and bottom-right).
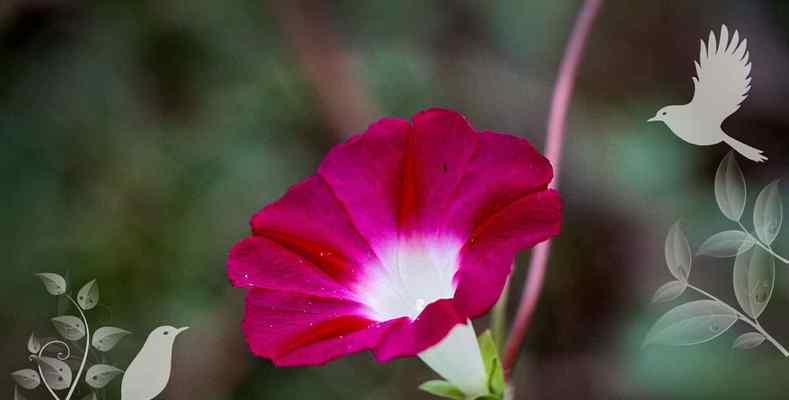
[{"x1": 227, "y1": 108, "x2": 561, "y2": 397}]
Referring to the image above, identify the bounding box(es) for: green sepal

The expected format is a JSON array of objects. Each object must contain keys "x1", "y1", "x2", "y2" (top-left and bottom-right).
[
  {"x1": 418, "y1": 380, "x2": 466, "y2": 400},
  {"x1": 478, "y1": 330, "x2": 505, "y2": 397}
]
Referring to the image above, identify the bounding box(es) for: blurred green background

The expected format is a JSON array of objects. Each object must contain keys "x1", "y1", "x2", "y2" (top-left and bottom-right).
[{"x1": 3, "y1": 0, "x2": 789, "y2": 398}]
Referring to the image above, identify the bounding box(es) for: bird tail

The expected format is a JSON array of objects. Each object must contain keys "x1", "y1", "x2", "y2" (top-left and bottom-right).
[{"x1": 722, "y1": 134, "x2": 767, "y2": 162}]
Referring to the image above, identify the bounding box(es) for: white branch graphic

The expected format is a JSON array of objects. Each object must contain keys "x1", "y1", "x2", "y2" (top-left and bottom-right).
[{"x1": 646, "y1": 152, "x2": 788, "y2": 356}]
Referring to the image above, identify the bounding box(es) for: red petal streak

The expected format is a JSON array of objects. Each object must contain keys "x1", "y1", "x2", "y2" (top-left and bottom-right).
[
  {"x1": 398, "y1": 131, "x2": 418, "y2": 231},
  {"x1": 276, "y1": 315, "x2": 374, "y2": 359},
  {"x1": 256, "y1": 229, "x2": 358, "y2": 284}
]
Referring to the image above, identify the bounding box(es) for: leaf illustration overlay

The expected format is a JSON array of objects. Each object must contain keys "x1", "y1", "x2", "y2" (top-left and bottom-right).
[
  {"x1": 665, "y1": 222, "x2": 692, "y2": 281},
  {"x1": 652, "y1": 280, "x2": 687, "y2": 303},
  {"x1": 733, "y1": 247, "x2": 775, "y2": 319},
  {"x1": 644, "y1": 300, "x2": 737, "y2": 347},
  {"x1": 11, "y1": 369, "x2": 41, "y2": 390},
  {"x1": 92, "y1": 327, "x2": 131, "y2": 352},
  {"x1": 732, "y1": 332, "x2": 766, "y2": 350},
  {"x1": 51, "y1": 315, "x2": 86, "y2": 341},
  {"x1": 85, "y1": 365, "x2": 123, "y2": 389},
  {"x1": 715, "y1": 152, "x2": 746, "y2": 222},
  {"x1": 77, "y1": 280, "x2": 99, "y2": 310},
  {"x1": 753, "y1": 179, "x2": 782, "y2": 245},
  {"x1": 697, "y1": 230, "x2": 754, "y2": 258},
  {"x1": 35, "y1": 273, "x2": 66, "y2": 296},
  {"x1": 27, "y1": 332, "x2": 41, "y2": 354},
  {"x1": 647, "y1": 153, "x2": 789, "y2": 359},
  {"x1": 38, "y1": 356, "x2": 72, "y2": 391}
]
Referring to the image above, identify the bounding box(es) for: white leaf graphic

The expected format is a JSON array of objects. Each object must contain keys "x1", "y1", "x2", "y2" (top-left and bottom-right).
[
  {"x1": 85, "y1": 364, "x2": 123, "y2": 389},
  {"x1": 697, "y1": 230, "x2": 754, "y2": 257},
  {"x1": 644, "y1": 300, "x2": 737, "y2": 346},
  {"x1": 51, "y1": 315, "x2": 86, "y2": 341},
  {"x1": 715, "y1": 152, "x2": 746, "y2": 221},
  {"x1": 734, "y1": 247, "x2": 775, "y2": 319},
  {"x1": 753, "y1": 180, "x2": 782, "y2": 245},
  {"x1": 27, "y1": 332, "x2": 41, "y2": 354},
  {"x1": 14, "y1": 385, "x2": 28, "y2": 400},
  {"x1": 92, "y1": 327, "x2": 132, "y2": 352},
  {"x1": 732, "y1": 332, "x2": 766, "y2": 350},
  {"x1": 39, "y1": 356, "x2": 72, "y2": 391},
  {"x1": 10, "y1": 369, "x2": 40, "y2": 390},
  {"x1": 652, "y1": 280, "x2": 687, "y2": 303},
  {"x1": 35, "y1": 273, "x2": 66, "y2": 296},
  {"x1": 664, "y1": 222, "x2": 692, "y2": 281},
  {"x1": 77, "y1": 279, "x2": 99, "y2": 310}
]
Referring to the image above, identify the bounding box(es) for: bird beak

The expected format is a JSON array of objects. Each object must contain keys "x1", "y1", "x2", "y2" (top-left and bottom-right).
[
  {"x1": 647, "y1": 116, "x2": 659, "y2": 122},
  {"x1": 176, "y1": 326, "x2": 189, "y2": 335}
]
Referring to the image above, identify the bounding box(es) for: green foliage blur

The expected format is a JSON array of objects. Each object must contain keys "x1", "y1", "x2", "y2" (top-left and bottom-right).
[{"x1": 3, "y1": 1, "x2": 789, "y2": 399}]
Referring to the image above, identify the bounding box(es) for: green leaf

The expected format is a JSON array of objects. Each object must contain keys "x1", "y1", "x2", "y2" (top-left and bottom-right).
[
  {"x1": 753, "y1": 180, "x2": 782, "y2": 245},
  {"x1": 473, "y1": 396, "x2": 500, "y2": 400},
  {"x1": 51, "y1": 315, "x2": 86, "y2": 341},
  {"x1": 478, "y1": 330, "x2": 505, "y2": 396},
  {"x1": 733, "y1": 247, "x2": 774, "y2": 319},
  {"x1": 697, "y1": 230, "x2": 754, "y2": 258},
  {"x1": 418, "y1": 380, "x2": 466, "y2": 400},
  {"x1": 644, "y1": 300, "x2": 738, "y2": 347},
  {"x1": 35, "y1": 273, "x2": 67, "y2": 295},
  {"x1": 715, "y1": 152, "x2": 746, "y2": 222},
  {"x1": 665, "y1": 222, "x2": 691, "y2": 281},
  {"x1": 77, "y1": 279, "x2": 99, "y2": 310}
]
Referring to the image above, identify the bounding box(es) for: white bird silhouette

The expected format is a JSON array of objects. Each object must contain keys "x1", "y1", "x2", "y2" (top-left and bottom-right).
[
  {"x1": 121, "y1": 325, "x2": 188, "y2": 400},
  {"x1": 648, "y1": 25, "x2": 765, "y2": 162}
]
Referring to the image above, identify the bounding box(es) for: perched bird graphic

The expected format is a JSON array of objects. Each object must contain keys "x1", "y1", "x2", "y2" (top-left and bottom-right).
[
  {"x1": 121, "y1": 325, "x2": 188, "y2": 400},
  {"x1": 648, "y1": 25, "x2": 765, "y2": 162}
]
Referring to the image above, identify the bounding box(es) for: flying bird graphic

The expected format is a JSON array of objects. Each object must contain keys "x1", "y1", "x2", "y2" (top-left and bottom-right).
[{"x1": 648, "y1": 25, "x2": 765, "y2": 162}]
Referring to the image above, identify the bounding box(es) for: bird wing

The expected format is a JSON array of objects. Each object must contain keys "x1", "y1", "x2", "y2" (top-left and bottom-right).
[{"x1": 691, "y1": 25, "x2": 751, "y2": 121}]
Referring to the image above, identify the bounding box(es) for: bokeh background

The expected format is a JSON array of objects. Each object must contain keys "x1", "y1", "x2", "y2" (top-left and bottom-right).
[{"x1": 3, "y1": 0, "x2": 789, "y2": 398}]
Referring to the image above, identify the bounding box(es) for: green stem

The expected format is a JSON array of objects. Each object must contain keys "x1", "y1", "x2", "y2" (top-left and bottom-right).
[
  {"x1": 687, "y1": 284, "x2": 788, "y2": 357},
  {"x1": 737, "y1": 222, "x2": 789, "y2": 264}
]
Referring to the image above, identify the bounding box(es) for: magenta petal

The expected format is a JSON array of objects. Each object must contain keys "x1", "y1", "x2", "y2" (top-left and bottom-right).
[
  {"x1": 453, "y1": 190, "x2": 562, "y2": 318},
  {"x1": 250, "y1": 176, "x2": 380, "y2": 286},
  {"x1": 243, "y1": 289, "x2": 389, "y2": 366},
  {"x1": 372, "y1": 298, "x2": 464, "y2": 362},
  {"x1": 398, "y1": 109, "x2": 479, "y2": 233},
  {"x1": 443, "y1": 131, "x2": 554, "y2": 240},
  {"x1": 228, "y1": 236, "x2": 354, "y2": 299},
  {"x1": 318, "y1": 118, "x2": 410, "y2": 259}
]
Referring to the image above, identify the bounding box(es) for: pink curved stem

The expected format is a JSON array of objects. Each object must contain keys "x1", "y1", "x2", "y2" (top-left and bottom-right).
[{"x1": 502, "y1": 0, "x2": 602, "y2": 376}]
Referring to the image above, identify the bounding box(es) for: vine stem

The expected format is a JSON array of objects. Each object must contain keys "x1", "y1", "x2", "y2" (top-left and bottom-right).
[
  {"x1": 687, "y1": 284, "x2": 789, "y2": 357},
  {"x1": 34, "y1": 340, "x2": 71, "y2": 400},
  {"x1": 737, "y1": 222, "x2": 789, "y2": 264},
  {"x1": 502, "y1": 0, "x2": 602, "y2": 377},
  {"x1": 64, "y1": 295, "x2": 90, "y2": 400}
]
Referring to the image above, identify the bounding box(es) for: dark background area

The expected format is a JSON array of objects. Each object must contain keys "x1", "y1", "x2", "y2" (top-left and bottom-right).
[{"x1": 3, "y1": 0, "x2": 789, "y2": 398}]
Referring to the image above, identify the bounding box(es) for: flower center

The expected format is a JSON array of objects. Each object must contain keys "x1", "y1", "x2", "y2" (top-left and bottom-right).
[{"x1": 361, "y1": 237, "x2": 461, "y2": 321}]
